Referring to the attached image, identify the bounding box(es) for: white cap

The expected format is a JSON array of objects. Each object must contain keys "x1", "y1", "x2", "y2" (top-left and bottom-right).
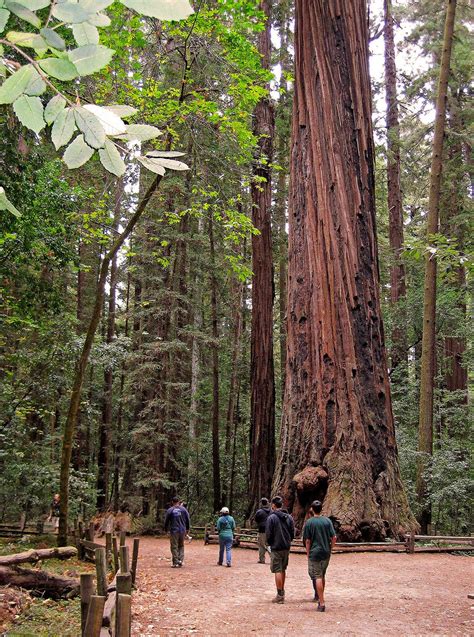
[{"x1": 220, "y1": 507, "x2": 229, "y2": 514}]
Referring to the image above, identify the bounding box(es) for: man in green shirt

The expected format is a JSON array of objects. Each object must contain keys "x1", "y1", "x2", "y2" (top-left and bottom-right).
[{"x1": 302, "y1": 500, "x2": 337, "y2": 612}]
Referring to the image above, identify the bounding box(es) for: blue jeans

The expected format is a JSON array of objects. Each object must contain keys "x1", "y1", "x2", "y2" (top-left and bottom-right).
[{"x1": 218, "y1": 537, "x2": 233, "y2": 565}]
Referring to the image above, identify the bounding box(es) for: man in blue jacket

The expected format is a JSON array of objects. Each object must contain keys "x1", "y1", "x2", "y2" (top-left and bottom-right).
[
  {"x1": 266, "y1": 496, "x2": 295, "y2": 603},
  {"x1": 164, "y1": 496, "x2": 190, "y2": 567}
]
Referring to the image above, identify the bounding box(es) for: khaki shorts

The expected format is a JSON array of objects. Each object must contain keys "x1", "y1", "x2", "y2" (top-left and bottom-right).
[
  {"x1": 270, "y1": 549, "x2": 290, "y2": 573},
  {"x1": 308, "y1": 557, "x2": 330, "y2": 579}
]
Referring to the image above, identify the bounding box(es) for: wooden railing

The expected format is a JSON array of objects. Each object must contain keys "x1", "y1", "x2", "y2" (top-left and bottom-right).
[
  {"x1": 202, "y1": 525, "x2": 474, "y2": 554},
  {"x1": 76, "y1": 523, "x2": 139, "y2": 637}
]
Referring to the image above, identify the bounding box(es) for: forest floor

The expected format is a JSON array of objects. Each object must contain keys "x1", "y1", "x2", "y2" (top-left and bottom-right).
[{"x1": 133, "y1": 537, "x2": 473, "y2": 637}]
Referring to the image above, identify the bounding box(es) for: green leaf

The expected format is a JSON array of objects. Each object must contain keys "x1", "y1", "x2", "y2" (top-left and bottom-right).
[
  {"x1": 51, "y1": 107, "x2": 75, "y2": 149},
  {"x1": 44, "y1": 94, "x2": 66, "y2": 124},
  {"x1": 0, "y1": 8, "x2": 10, "y2": 33},
  {"x1": 39, "y1": 57, "x2": 78, "y2": 80},
  {"x1": 24, "y1": 67, "x2": 46, "y2": 95},
  {"x1": 68, "y1": 44, "x2": 114, "y2": 76},
  {"x1": 6, "y1": 30, "x2": 46, "y2": 48},
  {"x1": 99, "y1": 139, "x2": 126, "y2": 176},
  {"x1": 5, "y1": 1, "x2": 41, "y2": 27},
  {"x1": 52, "y1": 1, "x2": 90, "y2": 23},
  {"x1": 104, "y1": 104, "x2": 137, "y2": 118},
  {"x1": 63, "y1": 133, "x2": 94, "y2": 168},
  {"x1": 145, "y1": 156, "x2": 189, "y2": 171},
  {"x1": 120, "y1": 0, "x2": 194, "y2": 21},
  {"x1": 72, "y1": 22, "x2": 99, "y2": 46},
  {"x1": 83, "y1": 104, "x2": 126, "y2": 135},
  {"x1": 73, "y1": 105, "x2": 105, "y2": 149},
  {"x1": 13, "y1": 0, "x2": 49, "y2": 9},
  {"x1": 0, "y1": 64, "x2": 34, "y2": 104},
  {"x1": 79, "y1": 0, "x2": 114, "y2": 10},
  {"x1": 116, "y1": 124, "x2": 162, "y2": 142},
  {"x1": 40, "y1": 27, "x2": 66, "y2": 51},
  {"x1": 146, "y1": 150, "x2": 185, "y2": 158},
  {"x1": 13, "y1": 94, "x2": 45, "y2": 134},
  {"x1": 137, "y1": 155, "x2": 166, "y2": 175},
  {"x1": 0, "y1": 186, "x2": 21, "y2": 217},
  {"x1": 87, "y1": 12, "x2": 110, "y2": 27}
]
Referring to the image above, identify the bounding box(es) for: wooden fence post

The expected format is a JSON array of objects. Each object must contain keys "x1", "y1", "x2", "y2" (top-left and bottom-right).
[
  {"x1": 116, "y1": 572, "x2": 132, "y2": 595},
  {"x1": 112, "y1": 535, "x2": 120, "y2": 574},
  {"x1": 131, "y1": 538, "x2": 140, "y2": 585},
  {"x1": 120, "y1": 531, "x2": 126, "y2": 547},
  {"x1": 120, "y1": 545, "x2": 130, "y2": 573},
  {"x1": 80, "y1": 573, "x2": 95, "y2": 636},
  {"x1": 407, "y1": 532, "x2": 415, "y2": 554},
  {"x1": 115, "y1": 593, "x2": 132, "y2": 637},
  {"x1": 105, "y1": 532, "x2": 112, "y2": 567},
  {"x1": 95, "y1": 547, "x2": 108, "y2": 597},
  {"x1": 87, "y1": 521, "x2": 95, "y2": 542},
  {"x1": 84, "y1": 595, "x2": 105, "y2": 637}
]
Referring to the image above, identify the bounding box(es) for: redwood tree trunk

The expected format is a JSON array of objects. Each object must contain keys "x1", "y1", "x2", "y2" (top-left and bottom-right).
[
  {"x1": 273, "y1": 0, "x2": 416, "y2": 541},
  {"x1": 384, "y1": 0, "x2": 407, "y2": 374},
  {"x1": 97, "y1": 180, "x2": 123, "y2": 512},
  {"x1": 416, "y1": 0, "x2": 457, "y2": 534},
  {"x1": 208, "y1": 213, "x2": 221, "y2": 512},
  {"x1": 248, "y1": 0, "x2": 276, "y2": 513}
]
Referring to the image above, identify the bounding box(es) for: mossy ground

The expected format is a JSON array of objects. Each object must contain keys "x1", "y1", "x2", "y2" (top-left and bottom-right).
[{"x1": 0, "y1": 536, "x2": 94, "y2": 636}]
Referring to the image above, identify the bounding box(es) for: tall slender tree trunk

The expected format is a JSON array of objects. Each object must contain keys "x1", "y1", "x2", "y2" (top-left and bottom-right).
[
  {"x1": 384, "y1": 0, "x2": 407, "y2": 374},
  {"x1": 442, "y1": 97, "x2": 468, "y2": 406},
  {"x1": 274, "y1": 6, "x2": 292, "y2": 402},
  {"x1": 112, "y1": 269, "x2": 131, "y2": 512},
  {"x1": 208, "y1": 213, "x2": 221, "y2": 512},
  {"x1": 222, "y1": 276, "x2": 244, "y2": 502},
  {"x1": 273, "y1": 0, "x2": 416, "y2": 540},
  {"x1": 249, "y1": 0, "x2": 276, "y2": 513},
  {"x1": 188, "y1": 217, "x2": 204, "y2": 500},
  {"x1": 416, "y1": 0, "x2": 457, "y2": 534},
  {"x1": 97, "y1": 180, "x2": 123, "y2": 511}
]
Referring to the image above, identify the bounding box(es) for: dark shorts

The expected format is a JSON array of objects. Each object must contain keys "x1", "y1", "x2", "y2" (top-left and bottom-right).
[
  {"x1": 270, "y1": 549, "x2": 290, "y2": 573},
  {"x1": 308, "y1": 557, "x2": 330, "y2": 579}
]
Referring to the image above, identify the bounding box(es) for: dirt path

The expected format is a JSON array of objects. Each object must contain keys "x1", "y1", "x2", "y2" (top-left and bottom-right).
[{"x1": 132, "y1": 537, "x2": 473, "y2": 636}]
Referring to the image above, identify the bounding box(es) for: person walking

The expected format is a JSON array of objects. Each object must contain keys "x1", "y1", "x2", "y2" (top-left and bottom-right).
[
  {"x1": 302, "y1": 500, "x2": 337, "y2": 612},
  {"x1": 216, "y1": 507, "x2": 235, "y2": 567},
  {"x1": 254, "y1": 497, "x2": 271, "y2": 564},
  {"x1": 164, "y1": 496, "x2": 190, "y2": 568},
  {"x1": 266, "y1": 496, "x2": 295, "y2": 603},
  {"x1": 48, "y1": 493, "x2": 60, "y2": 530}
]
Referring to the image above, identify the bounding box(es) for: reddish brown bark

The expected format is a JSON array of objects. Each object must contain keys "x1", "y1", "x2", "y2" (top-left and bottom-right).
[
  {"x1": 384, "y1": 0, "x2": 407, "y2": 373},
  {"x1": 274, "y1": 0, "x2": 415, "y2": 541},
  {"x1": 249, "y1": 0, "x2": 276, "y2": 512},
  {"x1": 442, "y1": 99, "x2": 467, "y2": 402}
]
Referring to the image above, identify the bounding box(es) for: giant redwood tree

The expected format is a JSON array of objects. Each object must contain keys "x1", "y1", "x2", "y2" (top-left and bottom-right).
[
  {"x1": 273, "y1": 0, "x2": 415, "y2": 540},
  {"x1": 248, "y1": 0, "x2": 276, "y2": 512}
]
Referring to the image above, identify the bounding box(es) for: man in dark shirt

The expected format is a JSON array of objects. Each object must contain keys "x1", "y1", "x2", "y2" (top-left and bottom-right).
[
  {"x1": 266, "y1": 496, "x2": 295, "y2": 603},
  {"x1": 164, "y1": 496, "x2": 190, "y2": 567},
  {"x1": 302, "y1": 500, "x2": 336, "y2": 612},
  {"x1": 254, "y1": 497, "x2": 271, "y2": 564}
]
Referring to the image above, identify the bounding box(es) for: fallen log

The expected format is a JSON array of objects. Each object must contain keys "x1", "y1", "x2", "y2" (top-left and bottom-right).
[
  {"x1": 0, "y1": 546, "x2": 77, "y2": 567},
  {"x1": 0, "y1": 566, "x2": 79, "y2": 599}
]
